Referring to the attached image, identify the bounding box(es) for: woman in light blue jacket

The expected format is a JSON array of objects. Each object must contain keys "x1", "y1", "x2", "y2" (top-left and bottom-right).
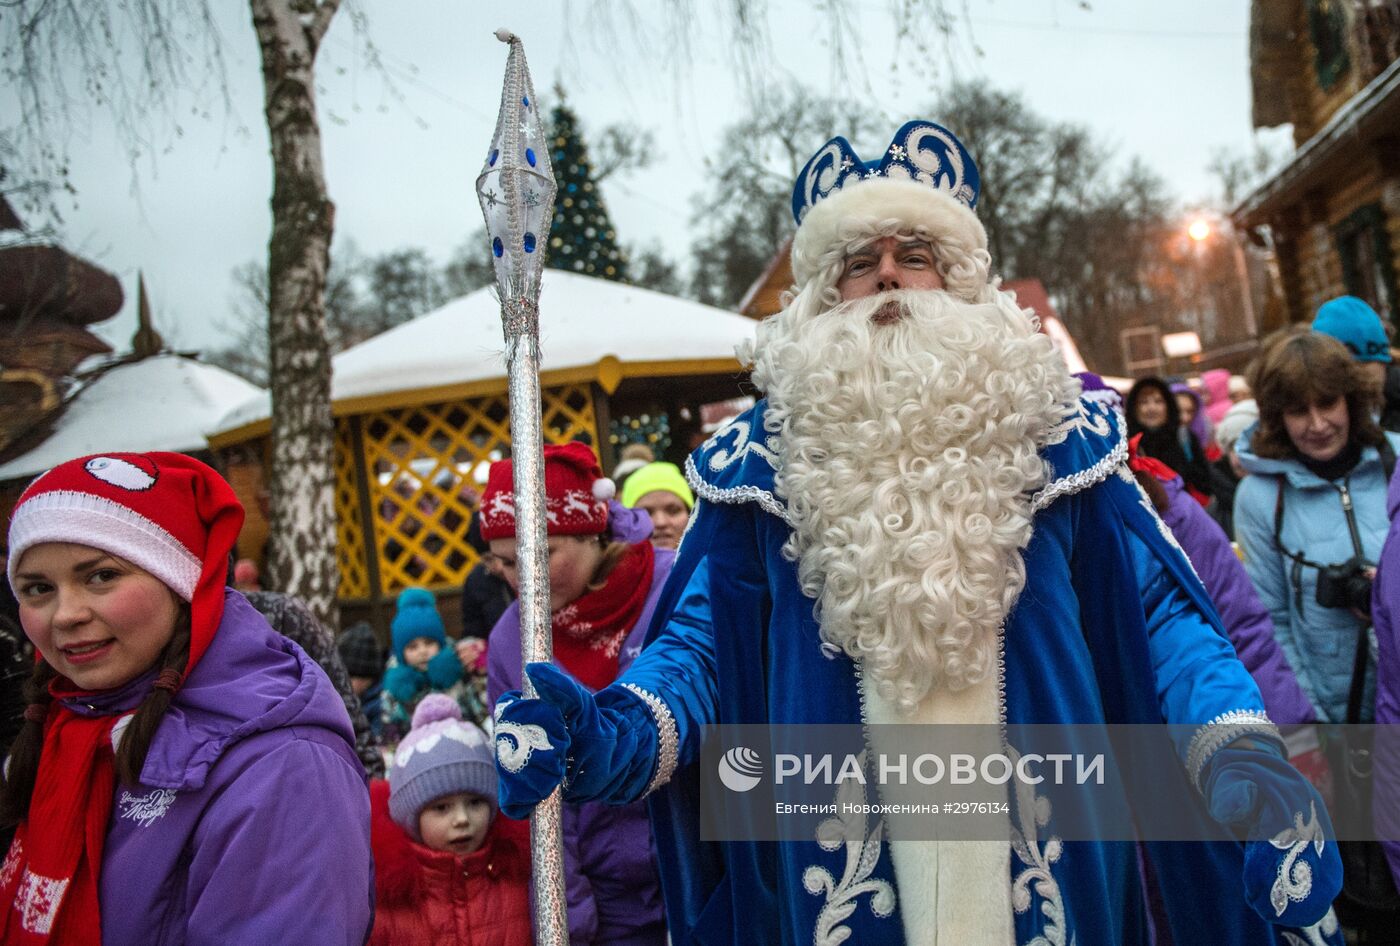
[{"x1": 1235, "y1": 328, "x2": 1397, "y2": 723}]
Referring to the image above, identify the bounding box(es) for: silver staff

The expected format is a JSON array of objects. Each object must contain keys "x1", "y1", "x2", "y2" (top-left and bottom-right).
[{"x1": 477, "y1": 28, "x2": 567, "y2": 945}]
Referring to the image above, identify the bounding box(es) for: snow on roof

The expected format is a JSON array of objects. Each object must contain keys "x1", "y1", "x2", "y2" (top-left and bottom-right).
[
  {"x1": 211, "y1": 270, "x2": 757, "y2": 438},
  {"x1": 0, "y1": 354, "x2": 264, "y2": 481}
]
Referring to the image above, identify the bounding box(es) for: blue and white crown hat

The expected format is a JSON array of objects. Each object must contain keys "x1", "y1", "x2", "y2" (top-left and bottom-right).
[{"x1": 789, "y1": 119, "x2": 987, "y2": 290}]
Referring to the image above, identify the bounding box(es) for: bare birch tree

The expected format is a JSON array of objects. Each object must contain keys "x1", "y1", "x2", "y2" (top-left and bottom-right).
[
  {"x1": 245, "y1": 0, "x2": 340, "y2": 625},
  {"x1": 4, "y1": 0, "x2": 348, "y2": 624}
]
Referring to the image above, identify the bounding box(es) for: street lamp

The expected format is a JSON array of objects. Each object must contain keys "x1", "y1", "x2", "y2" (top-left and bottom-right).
[{"x1": 1187, "y1": 212, "x2": 1258, "y2": 341}]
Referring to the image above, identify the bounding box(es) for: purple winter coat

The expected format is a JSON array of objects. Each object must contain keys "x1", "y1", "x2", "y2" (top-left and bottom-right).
[
  {"x1": 1159, "y1": 473, "x2": 1317, "y2": 724},
  {"x1": 1370, "y1": 463, "x2": 1400, "y2": 885},
  {"x1": 487, "y1": 536, "x2": 674, "y2": 946},
  {"x1": 60, "y1": 591, "x2": 373, "y2": 945}
]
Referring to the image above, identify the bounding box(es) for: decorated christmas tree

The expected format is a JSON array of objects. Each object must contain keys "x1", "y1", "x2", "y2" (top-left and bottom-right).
[{"x1": 547, "y1": 97, "x2": 628, "y2": 281}]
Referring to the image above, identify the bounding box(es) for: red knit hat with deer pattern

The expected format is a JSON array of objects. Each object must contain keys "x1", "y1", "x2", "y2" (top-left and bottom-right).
[{"x1": 479, "y1": 442, "x2": 613, "y2": 541}]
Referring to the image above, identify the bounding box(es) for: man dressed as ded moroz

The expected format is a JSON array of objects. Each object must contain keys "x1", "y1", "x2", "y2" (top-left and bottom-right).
[{"x1": 492, "y1": 120, "x2": 1344, "y2": 945}]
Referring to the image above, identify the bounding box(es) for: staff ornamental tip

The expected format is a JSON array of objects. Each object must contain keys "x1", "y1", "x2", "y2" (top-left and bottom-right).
[{"x1": 476, "y1": 30, "x2": 557, "y2": 313}]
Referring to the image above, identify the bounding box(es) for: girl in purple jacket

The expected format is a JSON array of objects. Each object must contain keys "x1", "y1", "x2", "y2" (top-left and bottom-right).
[{"x1": 0, "y1": 453, "x2": 371, "y2": 945}]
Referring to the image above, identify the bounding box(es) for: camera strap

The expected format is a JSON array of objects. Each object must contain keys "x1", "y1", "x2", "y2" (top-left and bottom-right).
[
  {"x1": 1347, "y1": 614, "x2": 1371, "y2": 724},
  {"x1": 1270, "y1": 438, "x2": 1395, "y2": 609}
]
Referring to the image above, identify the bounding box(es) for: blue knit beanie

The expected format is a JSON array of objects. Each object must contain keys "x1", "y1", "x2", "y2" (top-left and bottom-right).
[
  {"x1": 1313, "y1": 296, "x2": 1392, "y2": 363},
  {"x1": 391, "y1": 587, "x2": 447, "y2": 663},
  {"x1": 387, "y1": 694, "x2": 497, "y2": 840}
]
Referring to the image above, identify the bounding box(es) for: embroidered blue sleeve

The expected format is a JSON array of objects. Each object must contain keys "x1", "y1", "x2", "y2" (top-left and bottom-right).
[
  {"x1": 1127, "y1": 526, "x2": 1278, "y2": 783},
  {"x1": 614, "y1": 559, "x2": 718, "y2": 791}
]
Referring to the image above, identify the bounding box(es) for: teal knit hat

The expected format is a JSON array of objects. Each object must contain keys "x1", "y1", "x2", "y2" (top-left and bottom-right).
[{"x1": 390, "y1": 587, "x2": 447, "y2": 663}]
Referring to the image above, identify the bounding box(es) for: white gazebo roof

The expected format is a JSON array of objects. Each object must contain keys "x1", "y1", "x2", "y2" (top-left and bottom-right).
[
  {"x1": 210, "y1": 270, "x2": 757, "y2": 443},
  {"x1": 0, "y1": 354, "x2": 265, "y2": 482}
]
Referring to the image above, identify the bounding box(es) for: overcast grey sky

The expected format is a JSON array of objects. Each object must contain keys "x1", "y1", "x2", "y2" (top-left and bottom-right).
[{"x1": 15, "y1": 0, "x2": 1291, "y2": 357}]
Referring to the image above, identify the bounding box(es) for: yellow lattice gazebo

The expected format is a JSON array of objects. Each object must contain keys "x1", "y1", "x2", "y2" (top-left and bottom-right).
[{"x1": 207, "y1": 271, "x2": 755, "y2": 626}]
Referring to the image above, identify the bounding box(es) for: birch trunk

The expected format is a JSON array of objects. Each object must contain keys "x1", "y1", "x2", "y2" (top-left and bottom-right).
[{"x1": 250, "y1": 0, "x2": 341, "y2": 627}]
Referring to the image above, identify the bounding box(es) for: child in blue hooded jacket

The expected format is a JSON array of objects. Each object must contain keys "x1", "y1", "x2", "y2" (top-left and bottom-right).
[{"x1": 380, "y1": 588, "x2": 488, "y2": 746}]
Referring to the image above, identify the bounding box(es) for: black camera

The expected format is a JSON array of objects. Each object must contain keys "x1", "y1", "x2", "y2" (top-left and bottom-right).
[{"x1": 1315, "y1": 555, "x2": 1375, "y2": 614}]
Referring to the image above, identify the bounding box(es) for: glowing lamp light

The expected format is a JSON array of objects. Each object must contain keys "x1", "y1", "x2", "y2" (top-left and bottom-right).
[
  {"x1": 1187, "y1": 218, "x2": 1212, "y2": 242},
  {"x1": 1162, "y1": 331, "x2": 1203, "y2": 358}
]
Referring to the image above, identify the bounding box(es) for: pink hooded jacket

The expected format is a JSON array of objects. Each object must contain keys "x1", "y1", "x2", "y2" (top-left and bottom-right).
[{"x1": 1201, "y1": 368, "x2": 1233, "y2": 428}]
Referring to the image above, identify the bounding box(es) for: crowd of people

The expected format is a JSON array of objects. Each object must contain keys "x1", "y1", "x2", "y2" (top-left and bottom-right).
[
  {"x1": 1121, "y1": 295, "x2": 1400, "y2": 938},
  {"x1": 0, "y1": 436, "x2": 695, "y2": 943},
  {"x1": 0, "y1": 114, "x2": 1395, "y2": 945}
]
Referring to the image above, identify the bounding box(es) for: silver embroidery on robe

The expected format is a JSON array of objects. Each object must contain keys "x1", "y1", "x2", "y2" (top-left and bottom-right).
[
  {"x1": 1269, "y1": 801, "x2": 1326, "y2": 917},
  {"x1": 1281, "y1": 906, "x2": 1339, "y2": 946},
  {"x1": 803, "y1": 754, "x2": 897, "y2": 945},
  {"x1": 493, "y1": 698, "x2": 555, "y2": 774},
  {"x1": 1010, "y1": 747, "x2": 1075, "y2": 946}
]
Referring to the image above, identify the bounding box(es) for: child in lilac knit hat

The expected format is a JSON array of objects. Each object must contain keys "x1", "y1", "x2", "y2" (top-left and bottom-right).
[
  {"x1": 372, "y1": 694, "x2": 532, "y2": 944},
  {"x1": 387, "y1": 694, "x2": 497, "y2": 847}
]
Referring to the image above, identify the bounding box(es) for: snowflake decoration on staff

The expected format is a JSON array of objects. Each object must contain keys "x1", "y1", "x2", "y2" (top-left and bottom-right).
[{"x1": 476, "y1": 29, "x2": 557, "y2": 298}]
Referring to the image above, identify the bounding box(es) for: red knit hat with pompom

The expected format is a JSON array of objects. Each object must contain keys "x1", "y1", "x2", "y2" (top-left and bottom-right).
[
  {"x1": 7, "y1": 452, "x2": 245, "y2": 686},
  {"x1": 479, "y1": 442, "x2": 613, "y2": 541}
]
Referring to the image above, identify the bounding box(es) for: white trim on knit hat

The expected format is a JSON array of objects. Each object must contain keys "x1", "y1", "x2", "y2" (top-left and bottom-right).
[{"x1": 7, "y1": 489, "x2": 202, "y2": 601}]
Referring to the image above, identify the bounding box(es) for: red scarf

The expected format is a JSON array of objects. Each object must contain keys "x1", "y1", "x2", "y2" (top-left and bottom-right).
[
  {"x1": 1128, "y1": 433, "x2": 1180, "y2": 484},
  {"x1": 0, "y1": 693, "x2": 121, "y2": 946},
  {"x1": 1129, "y1": 433, "x2": 1211, "y2": 508},
  {"x1": 551, "y1": 542, "x2": 655, "y2": 690}
]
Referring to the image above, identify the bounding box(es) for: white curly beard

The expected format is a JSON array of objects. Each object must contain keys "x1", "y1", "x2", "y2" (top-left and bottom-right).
[{"x1": 748, "y1": 287, "x2": 1080, "y2": 715}]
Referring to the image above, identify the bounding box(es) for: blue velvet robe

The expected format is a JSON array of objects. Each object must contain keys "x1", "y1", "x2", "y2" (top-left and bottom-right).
[{"x1": 615, "y1": 396, "x2": 1341, "y2": 946}]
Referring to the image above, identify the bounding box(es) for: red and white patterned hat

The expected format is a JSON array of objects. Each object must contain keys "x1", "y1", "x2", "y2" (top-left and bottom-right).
[
  {"x1": 479, "y1": 442, "x2": 614, "y2": 541},
  {"x1": 7, "y1": 452, "x2": 245, "y2": 681}
]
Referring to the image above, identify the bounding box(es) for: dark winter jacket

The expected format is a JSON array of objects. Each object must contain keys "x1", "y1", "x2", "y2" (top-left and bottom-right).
[
  {"x1": 81, "y1": 591, "x2": 373, "y2": 945},
  {"x1": 369, "y1": 779, "x2": 532, "y2": 946},
  {"x1": 0, "y1": 569, "x2": 18, "y2": 631},
  {"x1": 1157, "y1": 473, "x2": 1316, "y2": 724},
  {"x1": 460, "y1": 561, "x2": 514, "y2": 641},
  {"x1": 361, "y1": 680, "x2": 385, "y2": 738},
  {"x1": 1207, "y1": 455, "x2": 1242, "y2": 539},
  {"x1": 0, "y1": 616, "x2": 28, "y2": 854},
  {"x1": 0, "y1": 616, "x2": 29, "y2": 759},
  {"x1": 243, "y1": 589, "x2": 386, "y2": 779},
  {"x1": 1383, "y1": 361, "x2": 1400, "y2": 433}
]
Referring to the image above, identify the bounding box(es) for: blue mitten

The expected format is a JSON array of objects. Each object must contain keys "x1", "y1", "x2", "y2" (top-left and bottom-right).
[
  {"x1": 1203, "y1": 741, "x2": 1343, "y2": 928},
  {"x1": 493, "y1": 681, "x2": 571, "y2": 820},
  {"x1": 493, "y1": 663, "x2": 659, "y2": 819}
]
